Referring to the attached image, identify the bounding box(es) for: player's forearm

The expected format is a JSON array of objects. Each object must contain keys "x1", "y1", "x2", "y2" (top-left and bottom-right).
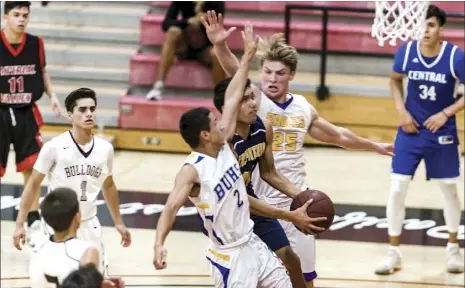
[
  {"x1": 443, "y1": 96, "x2": 464, "y2": 117},
  {"x1": 42, "y1": 70, "x2": 55, "y2": 99},
  {"x1": 390, "y1": 77, "x2": 406, "y2": 112},
  {"x1": 102, "y1": 185, "x2": 124, "y2": 226},
  {"x1": 260, "y1": 170, "x2": 300, "y2": 199},
  {"x1": 248, "y1": 195, "x2": 293, "y2": 222},
  {"x1": 337, "y1": 127, "x2": 378, "y2": 151},
  {"x1": 213, "y1": 42, "x2": 240, "y2": 77},
  {"x1": 225, "y1": 53, "x2": 250, "y2": 100},
  {"x1": 155, "y1": 205, "x2": 178, "y2": 246},
  {"x1": 15, "y1": 182, "x2": 41, "y2": 226}
]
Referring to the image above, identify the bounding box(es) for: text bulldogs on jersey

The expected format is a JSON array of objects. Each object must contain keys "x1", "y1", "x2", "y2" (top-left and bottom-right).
[
  {"x1": 214, "y1": 164, "x2": 241, "y2": 201},
  {"x1": 64, "y1": 164, "x2": 103, "y2": 179}
]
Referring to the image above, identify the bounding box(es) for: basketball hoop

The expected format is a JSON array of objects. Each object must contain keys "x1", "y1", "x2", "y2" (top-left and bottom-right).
[{"x1": 371, "y1": 1, "x2": 430, "y2": 47}]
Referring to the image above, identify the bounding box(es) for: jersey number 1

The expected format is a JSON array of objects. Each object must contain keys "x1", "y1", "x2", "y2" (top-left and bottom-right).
[
  {"x1": 419, "y1": 85, "x2": 436, "y2": 101},
  {"x1": 80, "y1": 181, "x2": 88, "y2": 201}
]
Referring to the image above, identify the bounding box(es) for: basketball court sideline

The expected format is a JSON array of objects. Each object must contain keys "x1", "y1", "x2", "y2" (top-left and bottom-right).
[{"x1": 1, "y1": 147, "x2": 464, "y2": 288}]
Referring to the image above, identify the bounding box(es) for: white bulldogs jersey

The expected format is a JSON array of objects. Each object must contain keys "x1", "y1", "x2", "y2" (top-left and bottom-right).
[
  {"x1": 34, "y1": 131, "x2": 113, "y2": 220},
  {"x1": 186, "y1": 143, "x2": 254, "y2": 248},
  {"x1": 29, "y1": 237, "x2": 91, "y2": 288},
  {"x1": 253, "y1": 92, "x2": 314, "y2": 206}
]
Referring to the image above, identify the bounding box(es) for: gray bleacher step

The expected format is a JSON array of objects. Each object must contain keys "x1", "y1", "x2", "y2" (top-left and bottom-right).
[
  {"x1": 38, "y1": 105, "x2": 119, "y2": 128},
  {"x1": 28, "y1": 23, "x2": 140, "y2": 45},
  {"x1": 299, "y1": 54, "x2": 393, "y2": 76},
  {"x1": 37, "y1": 85, "x2": 125, "y2": 110},
  {"x1": 29, "y1": 2, "x2": 148, "y2": 29},
  {"x1": 44, "y1": 43, "x2": 135, "y2": 69},
  {"x1": 129, "y1": 77, "x2": 389, "y2": 99},
  {"x1": 46, "y1": 65, "x2": 129, "y2": 84},
  {"x1": 127, "y1": 86, "x2": 214, "y2": 99},
  {"x1": 51, "y1": 78, "x2": 130, "y2": 92},
  {"x1": 59, "y1": 1, "x2": 150, "y2": 8},
  {"x1": 139, "y1": 46, "x2": 392, "y2": 77}
]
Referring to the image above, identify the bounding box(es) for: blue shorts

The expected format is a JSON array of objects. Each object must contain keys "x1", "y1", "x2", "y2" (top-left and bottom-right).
[
  {"x1": 251, "y1": 214, "x2": 290, "y2": 252},
  {"x1": 392, "y1": 128, "x2": 460, "y2": 180}
]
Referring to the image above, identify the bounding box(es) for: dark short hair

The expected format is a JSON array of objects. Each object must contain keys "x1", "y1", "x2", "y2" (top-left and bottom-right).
[
  {"x1": 61, "y1": 263, "x2": 103, "y2": 288},
  {"x1": 4, "y1": 1, "x2": 30, "y2": 14},
  {"x1": 426, "y1": 5, "x2": 446, "y2": 26},
  {"x1": 65, "y1": 88, "x2": 97, "y2": 112},
  {"x1": 179, "y1": 107, "x2": 211, "y2": 148},
  {"x1": 40, "y1": 187, "x2": 79, "y2": 232},
  {"x1": 214, "y1": 77, "x2": 252, "y2": 113}
]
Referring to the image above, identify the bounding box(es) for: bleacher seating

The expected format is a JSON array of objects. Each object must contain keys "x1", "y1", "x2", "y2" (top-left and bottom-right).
[
  {"x1": 151, "y1": 1, "x2": 464, "y2": 16},
  {"x1": 119, "y1": 95, "x2": 218, "y2": 131},
  {"x1": 130, "y1": 53, "x2": 212, "y2": 88},
  {"x1": 140, "y1": 14, "x2": 464, "y2": 54},
  {"x1": 119, "y1": 1, "x2": 465, "y2": 153}
]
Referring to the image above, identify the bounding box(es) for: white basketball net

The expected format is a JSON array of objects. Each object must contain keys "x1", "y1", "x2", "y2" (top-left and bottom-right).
[{"x1": 371, "y1": 1, "x2": 430, "y2": 47}]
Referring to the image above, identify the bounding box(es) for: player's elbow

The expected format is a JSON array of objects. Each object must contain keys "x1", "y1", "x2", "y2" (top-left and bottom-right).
[
  {"x1": 260, "y1": 167, "x2": 277, "y2": 184},
  {"x1": 390, "y1": 76, "x2": 403, "y2": 89},
  {"x1": 80, "y1": 247, "x2": 99, "y2": 267}
]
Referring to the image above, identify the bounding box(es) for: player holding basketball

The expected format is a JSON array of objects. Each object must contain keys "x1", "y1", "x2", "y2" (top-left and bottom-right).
[
  {"x1": 1, "y1": 1, "x2": 64, "y2": 247},
  {"x1": 13, "y1": 88, "x2": 132, "y2": 274},
  {"x1": 29, "y1": 187, "x2": 124, "y2": 288},
  {"x1": 213, "y1": 77, "x2": 326, "y2": 287},
  {"x1": 202, "y1": 11, "x2": 394, "y2": 287},
  {"x1": 375, "y1": 5, "x2": 464, "y2": 275},
  {"x1": 154, "y1": 23, "x2": 296, "y2": 287}
]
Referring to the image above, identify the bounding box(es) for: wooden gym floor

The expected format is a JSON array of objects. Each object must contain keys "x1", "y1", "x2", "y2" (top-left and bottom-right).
[{"x1": 1, "y1": 147, "x2": 464, "y2": 288}]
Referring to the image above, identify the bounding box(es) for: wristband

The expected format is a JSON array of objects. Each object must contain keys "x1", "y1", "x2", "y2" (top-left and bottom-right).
[{"x1": 442, "y1": 110, "x2": 449, "y2": 118}]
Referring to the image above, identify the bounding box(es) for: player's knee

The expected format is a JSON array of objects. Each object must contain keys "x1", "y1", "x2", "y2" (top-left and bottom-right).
[
  {"x1": 164, "y1": 26, "x2": 182, "y2": 42},
  {"x1": 276, "y1": 246, "x2": 301, "y2": 271},
  {"x1": 389, "y1": 177, "x2": 409, "y2": 201},
  {"x1": 438, "y1": 182, "x2": 460, "y2": 203}
]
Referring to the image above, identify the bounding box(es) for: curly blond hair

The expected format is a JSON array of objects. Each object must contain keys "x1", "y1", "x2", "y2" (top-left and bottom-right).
[{"x1": 255, "y1": 33, "x2": 299, "y2": 72}]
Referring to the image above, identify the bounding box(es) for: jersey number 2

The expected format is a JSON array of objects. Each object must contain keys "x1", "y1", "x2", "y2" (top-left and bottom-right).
[
  {"x1": 419, "y1": 85, "x2": 436, "y2": 101},
  {"x1": 80, "y1": 181, "x2": 88, "y2": 201},
  {"x1": 44, "y1": 274, "x2": 59, "y2": 287},
  {"x1": 234, "y1": 190, "x2": 244, "y2": 208},
  {"x1": 8, "y1": 76, "x2": 24, "y2": 93}
]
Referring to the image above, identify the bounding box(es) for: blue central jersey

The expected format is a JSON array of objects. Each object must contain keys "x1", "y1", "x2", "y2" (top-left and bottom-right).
[
  {"x1": 231, "y1": 116, "x2": 267, "y2": 198},
  {"x1": 393, "y1": 40, "x2": 465, "y2": 136}
]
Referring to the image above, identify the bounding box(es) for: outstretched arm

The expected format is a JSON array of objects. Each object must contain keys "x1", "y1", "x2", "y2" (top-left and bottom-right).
[
  {"x1": 201, "y1": 10, "x2": 240, "y2": 77},
  {"x1": 258, "y1": 120, "x2": 300, "y2": 199},
  {"x1": 248, "y1": 195, "x2": 325, "y2": 235},
  {"x1": 153, "y1": 164, "x2": 198, "y2": 270},
  {"x1": 308, "y1": 106, "x2": 394, "y2": 155},
  {"x1": 218, "y1": 23, "x2": 259, "y2": 141}
]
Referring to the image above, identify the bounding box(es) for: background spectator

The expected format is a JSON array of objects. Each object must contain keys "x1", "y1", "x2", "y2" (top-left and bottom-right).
[{"x1": 146, "y1": 1, "x2": 226, "y2": 100}]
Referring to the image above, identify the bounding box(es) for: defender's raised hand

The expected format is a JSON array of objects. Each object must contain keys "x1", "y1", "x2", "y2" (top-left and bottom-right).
[
  {"x1": 241, "y1": 22, "x2": 259, "y2": 62},
  {"x1": 201, "y1": 10, "x2": 236, "y2": 45}
]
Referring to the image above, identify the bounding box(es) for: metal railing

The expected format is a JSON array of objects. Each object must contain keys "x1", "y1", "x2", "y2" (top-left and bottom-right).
[{"x1": 284, "y1": 4, "x2": 465, "y2": 101}]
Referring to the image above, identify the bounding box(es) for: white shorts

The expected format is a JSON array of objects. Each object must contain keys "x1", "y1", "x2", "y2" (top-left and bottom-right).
[
  {"x1": 278, "y1": 211, "x2": 317, "y2": 282},
  {"x1": 41, "y1": 216, "x2": 108, "y2": 274},
  {"x1": 206, "y1": 233, "x2": 292, "y2": 288}
]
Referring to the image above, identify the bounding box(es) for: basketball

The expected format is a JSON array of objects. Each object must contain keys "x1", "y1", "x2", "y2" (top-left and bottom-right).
[{"x1": 290, "y1": 189, "x2": 335, "y2": 234}]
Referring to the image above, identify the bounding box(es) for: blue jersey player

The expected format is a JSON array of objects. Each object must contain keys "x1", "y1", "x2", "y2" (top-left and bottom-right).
[
  {"x1": 376, "y1": 5, "x2": 465, "y2": 275},
  {"x1": 212, "y1": 76, "x2": 326, "y2": 288}
]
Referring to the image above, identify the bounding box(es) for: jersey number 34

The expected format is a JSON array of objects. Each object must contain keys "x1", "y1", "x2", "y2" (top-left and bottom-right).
[{"x1": 419, "y1": 85, "x2": 437, "y2": 101}]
